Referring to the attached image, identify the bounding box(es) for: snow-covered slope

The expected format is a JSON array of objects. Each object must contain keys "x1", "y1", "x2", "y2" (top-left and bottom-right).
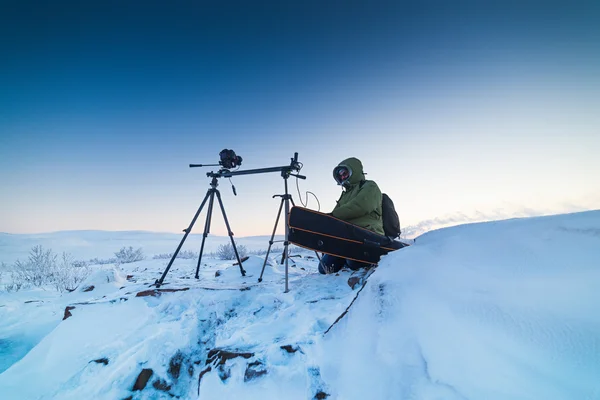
[
  {"x1": 1, "y1": 210, "x2": 599, "y2": 400},
  {"x1": 317, "y1": 210, "x2": 600, "y2": 400}
]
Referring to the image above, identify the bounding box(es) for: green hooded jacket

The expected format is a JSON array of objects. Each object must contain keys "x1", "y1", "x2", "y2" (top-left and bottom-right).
[{"x1": 331, "y1": 157, "x2": 384, "y2": 235}]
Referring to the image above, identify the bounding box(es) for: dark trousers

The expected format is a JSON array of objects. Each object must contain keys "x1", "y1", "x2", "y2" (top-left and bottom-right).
[{"x1": 318, "y1": 254, "x2": 371, "y2": 274}]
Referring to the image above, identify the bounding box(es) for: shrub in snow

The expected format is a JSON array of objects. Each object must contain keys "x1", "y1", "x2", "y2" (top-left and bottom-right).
[
  {"x1": 11, "y1": 245, "x2": 56, "y2": 288},
  {"x1": 152, "y1": 250, "x2": 198, "y2": 260},
  {"x1": 71, "y1": 260, "x2": 88, "y2": 268},
  {"x1": 87, "y1": 257, "x2": 117, "y2": 266},
  {"x1": 216, "y1": 242, "x2": 248, "y2": 260},
  {"x1": 114, "y1": 246, "x2": 145, "y2": 265},
  {"x1": 4, "y1": 280, "x2": 20, "y2": 293},
  {"x1": 2, "y1": 245, "x2": 90, "y2": 293},
  {"x1": 247, "y1": 247, "x2": 283, "y2": 256},
  {"x1": 52, "y1": 253, "x2": 91, "y2": 293}
]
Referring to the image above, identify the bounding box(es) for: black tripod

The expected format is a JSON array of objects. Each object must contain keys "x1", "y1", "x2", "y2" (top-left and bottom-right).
[
  {"x1": 258, "y1": 171, "x2": 322, "y2": 292},
  {"x1": 155, "y1": 173, "x2": 245, "y2": 288}
]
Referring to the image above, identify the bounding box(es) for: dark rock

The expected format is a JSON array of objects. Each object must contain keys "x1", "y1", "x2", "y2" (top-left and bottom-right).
[
  {"x1": 347, "y1": 276, "x2": 361, "y2": 290},
  {"x1": 206, "y1": 349, "x2": 254, "y2": 365},
  {"x1": 280, "y1": 345, "x2": 300, "y2": 354},
  {"x1": 126, "y1": 275, "x2": 134, "y2": 280},
  {"x1": 215, "y1": 270, "x2": 222, "y2": 277},
  {"x1": 315, "y1": 391, "x2": 330, "y2": 399},
  {"x1": 253, "y1": 307, "x2": 264, "y2": 315},
  {"x1": 135, "y1": 288, "x2": 189, "y2": 297},
  {"x1": 168, "y1": 351, "x2": 185, "y2": 380},
  {"x1": 63, "y1": 306, "x2": 76, "y2": 320},
  {"x1": 152, "y1": 378, "x2": 171, "y2": 391},
  {"x1": 122, "y1": 396, "x2": 133, "y2": 400},
  {"x1": 198, "y1": 366, "x2": 212, "y2": 388},
  {"x1": 82, "y1": 285, "x2": 95, "y2": 292},
  {"x1": 24, "y1": 300, "x2": 43, "y2": 304},
  {"x1": 244, "y1": 361, "x2": 267, "y2": 382},
  {"x1": 92, "y1": 358, "x2": 109, "y2": 365},
  {"x1": 233, "y1": 256, "x2": 250, "y2": 266},
  {"x1": 203, "y1": 349, "x2": 255, "y2": 384},
  {"x1": 133, "y1": 368, "x2": 153, "y2": 391}
]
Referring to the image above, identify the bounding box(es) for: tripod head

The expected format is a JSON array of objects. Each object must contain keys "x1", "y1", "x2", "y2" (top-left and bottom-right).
[{"x1": 189, "y1": 149, "x2": 243, "y2": 170}]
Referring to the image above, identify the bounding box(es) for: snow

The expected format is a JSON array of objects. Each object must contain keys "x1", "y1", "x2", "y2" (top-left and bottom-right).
[
  {"x1": 1, "y1": 210, "x2": 599, "y2": 399},
  {"x1": 0, "y1": 231, "x2": 283, "y2": 264}
]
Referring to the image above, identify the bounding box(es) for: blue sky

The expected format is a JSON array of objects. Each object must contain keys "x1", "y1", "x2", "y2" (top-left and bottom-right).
[{"x1": 1, "y1": 1, "x2": 599, "y2": 237}]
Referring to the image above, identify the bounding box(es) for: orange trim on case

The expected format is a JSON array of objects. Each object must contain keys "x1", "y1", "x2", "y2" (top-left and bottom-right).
[{"x1": 290, "y1": 242, "x2": 373, "y2": 264}]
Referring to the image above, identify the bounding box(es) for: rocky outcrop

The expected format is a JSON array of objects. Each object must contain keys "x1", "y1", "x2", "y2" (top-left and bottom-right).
[
  {"x1": 132, "y1": 368, "x2": 153, "y2": 391},
  {"x1": 63, "y1": 306, "x2": 75, "y2": 320}
]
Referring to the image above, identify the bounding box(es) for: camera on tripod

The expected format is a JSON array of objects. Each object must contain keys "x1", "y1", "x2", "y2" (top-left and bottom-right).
[
  {"x1": 157, "y1": 150, "x2": 309, "y2": 292},
  {"x1": 219, "y1": 149, "x2": 243, "y2": 169}
]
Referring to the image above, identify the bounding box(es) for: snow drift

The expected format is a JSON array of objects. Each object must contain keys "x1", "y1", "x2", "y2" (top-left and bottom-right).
[
  {"x1": 317, "y1": 210, "x2": 600, "y2": 400},
  {"x1": 1, "y1": 210, "x2": 599, "y2": 400}
]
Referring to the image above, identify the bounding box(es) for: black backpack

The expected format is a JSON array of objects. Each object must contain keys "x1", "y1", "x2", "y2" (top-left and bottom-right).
[
  {"x1": 381, "y1": 193, "x2": 401, "y2": 238},
  {"x1": 360, "y1": 180, "x2": 401, "y2": 238}
]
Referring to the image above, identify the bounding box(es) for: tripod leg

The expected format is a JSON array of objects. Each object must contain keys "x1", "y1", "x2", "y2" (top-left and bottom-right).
[
  {"x1": 280, "y1": 197, "x2": 296, "y2": 264},
  {"x1": 195, "y1": 190, "x2": 215, "y2": 279},
  {"x1": 315, "y1": 251, "x2": 323, "y2": 264},
  {"x1": 258, "y1": 197, "x2": 285, "y2": 282},
  {"x1": 215, "y1": 190, "x2": 246, "y2": 276},
  {"x1": 280, "y1": 245, "x2": 287, "y2": 265},
  {"x1": 283, "y1": 183, "x2": 291, "y2": 293},
  {"x1": 156, "y1": 189, "x2": 212, "y2": 287}
]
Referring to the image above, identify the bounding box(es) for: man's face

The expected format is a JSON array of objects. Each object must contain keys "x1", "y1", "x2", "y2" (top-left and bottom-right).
[
  {"x1": 337, "y1": 167, "x2": 350, "y2": 184},
  {"x1": 338, "y1": 168, "x2": 349, "y2": 181}
]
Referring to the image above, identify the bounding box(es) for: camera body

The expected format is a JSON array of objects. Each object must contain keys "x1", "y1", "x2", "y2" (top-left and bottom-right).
[{"x1": 219, "y1": 149, "x2": 243, "y2": 169}]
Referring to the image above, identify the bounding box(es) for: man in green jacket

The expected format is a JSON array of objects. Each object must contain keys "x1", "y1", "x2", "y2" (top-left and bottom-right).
[{"x1": 319, "y1": 157, "x2": 384, "y2": 274}]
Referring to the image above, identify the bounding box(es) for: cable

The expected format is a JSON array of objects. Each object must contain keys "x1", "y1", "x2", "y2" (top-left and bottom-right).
[
  {"x1": 296, "y1": 175, "x2": 320, "y2": 211},
  {"x1": 228, "y1": 177, "x2": 237, "y2": 196}
]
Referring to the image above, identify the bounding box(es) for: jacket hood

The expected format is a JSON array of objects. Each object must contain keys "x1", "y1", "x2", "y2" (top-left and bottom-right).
[{"x1": 333, "y1": 157, "x2": 365, "y2": 186}]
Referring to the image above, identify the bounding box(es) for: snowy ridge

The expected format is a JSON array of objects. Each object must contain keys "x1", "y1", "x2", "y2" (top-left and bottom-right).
[
  {"x1": 1, "y1": 210, "x2": 599, "y2": 399},
  {"x1": 0, "y1": 232, "x2": 284, "y2": 264}
]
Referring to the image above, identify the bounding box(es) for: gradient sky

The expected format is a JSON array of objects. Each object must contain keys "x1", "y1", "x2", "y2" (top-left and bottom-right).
[{"x1": 1, "y1": 0, "x2": 599, "y2": 237}]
